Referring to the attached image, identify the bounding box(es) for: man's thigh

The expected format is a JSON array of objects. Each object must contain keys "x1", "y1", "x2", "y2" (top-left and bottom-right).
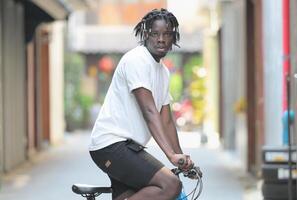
[{"x1": 90, "y1": 140, "x2": 165, "y2": 196}]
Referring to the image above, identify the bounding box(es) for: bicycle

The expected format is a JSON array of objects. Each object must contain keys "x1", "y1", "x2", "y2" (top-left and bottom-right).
[{"x1": 72, "y1": 162, "x2": 203, "y2": 200}]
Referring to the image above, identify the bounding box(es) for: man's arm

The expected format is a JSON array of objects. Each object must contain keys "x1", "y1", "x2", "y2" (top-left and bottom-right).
[
  {"x1": 160, "y1": 104, "x2": 194, "y2": 170},
  {"x1": 160, "y1": 104, "x2": 183, "y2": 154},
  {"x1": 133, "y1": 87, "x2": 186, "y2": 166}
]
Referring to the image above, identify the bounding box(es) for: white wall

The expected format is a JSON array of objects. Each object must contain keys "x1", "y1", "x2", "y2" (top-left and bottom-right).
[
  {"x1": 263, "y1": 0, "x2": 283, "y2": 145},
  {"x1": 203, "y1": 33, "x2": 220, "y2": 138},
  {"x1": 220, "y1": 0, "x2": 246, "y2": 150},
  {"x1": 49, "y1": 21, "x2": 65, "y2": 145}
]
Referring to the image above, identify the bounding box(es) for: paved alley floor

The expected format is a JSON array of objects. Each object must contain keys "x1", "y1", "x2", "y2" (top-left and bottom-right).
[{"x1": 0, "y1": 131, "x2": 262, "y2": 200}]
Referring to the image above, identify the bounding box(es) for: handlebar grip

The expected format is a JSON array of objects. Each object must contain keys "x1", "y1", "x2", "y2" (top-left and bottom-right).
[{"x1": 178, "y1": 158, "x2": 185, "y2": 166}]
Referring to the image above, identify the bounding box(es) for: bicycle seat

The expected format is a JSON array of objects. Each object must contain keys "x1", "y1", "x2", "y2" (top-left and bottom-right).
[{"x1": 72, "y1": 184, "x2": 112, "y2": 195}]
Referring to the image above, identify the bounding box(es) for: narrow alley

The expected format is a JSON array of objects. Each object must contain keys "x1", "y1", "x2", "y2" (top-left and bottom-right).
[
  {"x1": 0, "y1": 131, "x2": 261, "y2": 200},
  {"x1": 1, "y1": 1, "x2": 296, "y2": 199}
]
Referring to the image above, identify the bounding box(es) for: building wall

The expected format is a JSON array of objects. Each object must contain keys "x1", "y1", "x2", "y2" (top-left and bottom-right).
[
  {"x1": 245, "y1": 0, "x2": 264, "y2": 173},
  {"x1": 26, "y1": 41, "x2": 37, "y2": 158},
  {"x1": 0, "y1": 0, "x2": 68, "y2": 173},
  {"x1": 263, "y1": 0, "x2": 283, "y2": 145},
  {"x1": 35, "y1": 26, "x2": 51, "y2": 149},
  {"x1": 2, "y1": 0, "x2": 27, "y2": 171},
  {"x1": 0, "y1": 0, "x2": 4, "y2": 173},
  {"x1": 254, "y1": 0, "x2": 264, "y2": 173}
]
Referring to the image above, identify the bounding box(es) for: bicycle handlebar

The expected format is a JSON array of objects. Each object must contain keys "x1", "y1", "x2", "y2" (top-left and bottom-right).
[
  {"x1": 172, "y1": 166, "x2": 203, "y2": 180},
  {"x1": 175, "y1": 158, "x2": 203, "y2": 179},
  {"x1": 173, "y1": 160, "x2": 203, "y2": 200}
]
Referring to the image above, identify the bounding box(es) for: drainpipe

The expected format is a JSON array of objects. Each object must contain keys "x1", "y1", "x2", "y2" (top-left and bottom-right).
[
  {"x1": 282, "y1": 0, "x2": 293, "y2": 145},
  {"x1": 282, "y1": 1, "x2": 293, "y2": 200},
  {"x1": 282, "y1": 0, "x2": 290, "y2": 111}
]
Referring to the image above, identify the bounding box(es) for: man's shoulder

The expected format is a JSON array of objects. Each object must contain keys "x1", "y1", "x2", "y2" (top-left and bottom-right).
[
  {"x1": 123, "y1": 46, "x2": 147, "y2": 61},
  {"x1": 119, "y1": 46, "x2": 151, "y2": 73}
]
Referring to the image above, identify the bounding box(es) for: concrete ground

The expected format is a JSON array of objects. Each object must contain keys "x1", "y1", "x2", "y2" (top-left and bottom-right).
[{"x1": 0, "y1": 131, "x2": 262, "y2": 200}]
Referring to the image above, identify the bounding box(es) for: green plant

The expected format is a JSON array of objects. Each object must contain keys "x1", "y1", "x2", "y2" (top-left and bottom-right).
[
  {"x1": 186, "y1": 56, "x2": 206, "y2": 126},
  {"x1": 77, "y1": 93, "x2": 94, "y2": 128},
  {"x1": 184, "y1": 56, "x2": 203, "y2": 81},
  {"x1": 64, "y1": 52, "x2": 86, "y2": 131},
  {"x1": 170, "y1": 72, "x2": 183, "y2": 101}
]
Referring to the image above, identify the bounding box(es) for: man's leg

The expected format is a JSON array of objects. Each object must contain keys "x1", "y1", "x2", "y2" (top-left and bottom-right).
[
  {"x1": 91, "y1": 141, "x2": 182, "y2": 200},
  {"x1": 114, "y1": 190, "x2": 135, "y2": 200},
  {"x1": 110, "y1": 177, "x2": 136, "y2": 200},
  {"x1": 123, "y1": 167, "x2": 182, "y2": 200}
]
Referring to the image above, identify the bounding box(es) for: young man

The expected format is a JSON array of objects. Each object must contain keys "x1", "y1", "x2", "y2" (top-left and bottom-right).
[{"x1": 89, "y1": 8, "x2": 194, "y2": 200}]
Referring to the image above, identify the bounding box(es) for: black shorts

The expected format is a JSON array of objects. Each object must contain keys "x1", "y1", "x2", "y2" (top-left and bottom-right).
[{"x1": 90, "y1": 140, "x2": 164, "y2": 199}]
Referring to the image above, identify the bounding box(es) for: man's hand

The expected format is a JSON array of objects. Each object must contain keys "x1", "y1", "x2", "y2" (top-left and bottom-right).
[{"x1": 170, "y1": 154, "x2": 194, "y2": 171}]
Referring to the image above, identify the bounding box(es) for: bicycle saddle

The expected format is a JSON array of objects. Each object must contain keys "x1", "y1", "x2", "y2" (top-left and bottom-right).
[{"x1": 72, "y1": 184, "x2": 112, "y2": 195}]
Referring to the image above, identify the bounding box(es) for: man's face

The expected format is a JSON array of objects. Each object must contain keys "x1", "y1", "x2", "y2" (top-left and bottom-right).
[{"x1": 145, "y1": 19, "x2": 174, "y2": 61}]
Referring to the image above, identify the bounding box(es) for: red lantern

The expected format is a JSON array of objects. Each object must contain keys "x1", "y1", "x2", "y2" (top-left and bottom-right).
[
  {"x1": 163, "y1": 58, "x2": 174, "y2": 70},
  {"x1": 98, "y1": 56, "x2": 114, "y2": 73}
]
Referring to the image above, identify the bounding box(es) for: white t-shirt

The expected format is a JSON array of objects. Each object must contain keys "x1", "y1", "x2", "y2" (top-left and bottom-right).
[{"x1": 89, "y1": 45, "x2": 171, "y2": 151}]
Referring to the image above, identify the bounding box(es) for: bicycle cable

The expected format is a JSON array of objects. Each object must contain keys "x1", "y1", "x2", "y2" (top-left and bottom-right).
[
  {"x1": 182, "y1": 173, "x2": 203, "y2": 200},
  {"x1": 174, "y1": 166, "x2": 203, "y2": 200}
]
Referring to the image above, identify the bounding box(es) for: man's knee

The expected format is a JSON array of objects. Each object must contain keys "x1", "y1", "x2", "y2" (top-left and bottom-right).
[
  {"x1": 165, "y1": 174, "x2": 182, "y2": 197},
  {"x1": 149, "y1": 167, "x2": 183, "y2": 198},
  {"x1": 157, "y1": 169, "x2": 182, "y2": 197}
]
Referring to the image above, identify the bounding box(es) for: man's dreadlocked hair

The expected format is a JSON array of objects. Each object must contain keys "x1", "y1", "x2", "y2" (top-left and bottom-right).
[{"x1": 134, "y1": 8, "x2": 180, "y2": 47}]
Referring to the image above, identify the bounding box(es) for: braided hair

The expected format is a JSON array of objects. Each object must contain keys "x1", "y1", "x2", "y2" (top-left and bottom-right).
[{"x1": 134, "y1": 8, "x2": 180, "y2": 47}]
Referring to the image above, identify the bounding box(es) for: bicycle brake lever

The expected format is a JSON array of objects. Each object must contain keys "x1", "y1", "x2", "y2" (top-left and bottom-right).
[
  {"x1": 172, "y1": 168, "x2": 182, "y2": 175},
  {"x1": 193, "y1": 166, "x2": 203, "y2": 178},
  {"x1": 182, "y1": 166, "x2": 203, "y2": 179}
]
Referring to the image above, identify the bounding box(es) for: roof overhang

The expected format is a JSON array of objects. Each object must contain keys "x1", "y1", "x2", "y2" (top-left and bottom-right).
[
  {"x1": 30, "y1": 0, "x2": 69, "y2": 20},
  {"x1": 30, "y1": 0, "x2": 97, "y2": 20},
  {"x1": 24, "y1": 0, "x2": 96, "y2": 42}
]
